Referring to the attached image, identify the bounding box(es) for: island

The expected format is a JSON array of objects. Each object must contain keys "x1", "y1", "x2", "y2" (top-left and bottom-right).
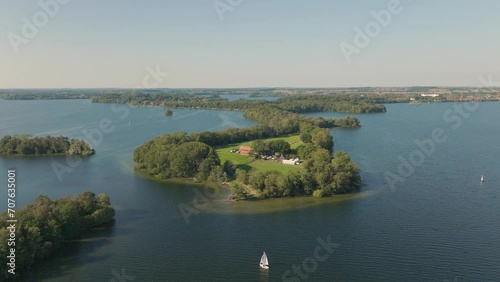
[
  {"x1": 0, "y1": 135, "x2": 95, "y2": 156},
  {"x1": 0, "y1": 192, "x2": 115, "y2": 279},
  {"x1": 127, "y1": 95, "x2": 368, "y2": 200}
]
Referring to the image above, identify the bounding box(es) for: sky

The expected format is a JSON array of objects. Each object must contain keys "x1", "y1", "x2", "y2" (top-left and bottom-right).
[{"x1": 1, "y1": 0, "x2": 499, "y2": 88}]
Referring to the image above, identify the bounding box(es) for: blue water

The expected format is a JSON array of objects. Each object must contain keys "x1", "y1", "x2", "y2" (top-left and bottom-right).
[{"x1": 0, "y1": 100, "x2": 499, "y2": 281}]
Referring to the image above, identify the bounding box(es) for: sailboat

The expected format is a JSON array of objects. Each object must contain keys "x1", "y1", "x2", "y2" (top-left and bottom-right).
[
  {"x1": 259, "y1": 252, "x2": 269, "y2": 269},
  {"x1": 481, "y1": 175, "x2": 484, "y2": 182}
]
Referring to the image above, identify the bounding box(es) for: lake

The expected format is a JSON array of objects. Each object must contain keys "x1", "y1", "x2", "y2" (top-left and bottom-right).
[{"x1": 1, "y1": 100, "x2": 499, "y2": 281}]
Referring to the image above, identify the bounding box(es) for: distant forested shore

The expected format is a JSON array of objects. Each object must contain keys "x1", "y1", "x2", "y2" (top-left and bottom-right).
[
  {"x1": 91, "y1": 92, "x2": 387, "y2": 114},
  {"x1": 0, "y1": 135, "x2": 95, "y2": 156},
  {"x1": 1, "y1": 88, "x2": 499, "y2": 106}
]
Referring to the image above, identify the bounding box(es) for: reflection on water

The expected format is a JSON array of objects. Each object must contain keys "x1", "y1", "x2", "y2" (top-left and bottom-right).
[
  {"x1": 206, "y1": 189, "x2": 381, "y2": 215},
  {"x1": 259, "y1": 268, "x2": 270, "y2": 282}
]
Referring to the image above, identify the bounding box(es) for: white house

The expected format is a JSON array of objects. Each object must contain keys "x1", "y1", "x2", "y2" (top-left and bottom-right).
[{"x1": 282, "y1": 158, "x2": 300, "y2": 165}]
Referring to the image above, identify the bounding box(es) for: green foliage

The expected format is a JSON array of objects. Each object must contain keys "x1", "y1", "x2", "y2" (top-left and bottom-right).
[
  {"x1": 305, "y1": 150, "x2": 361, "y2": 196},
  {"x1": 0, "y1": 135, "x2": 95, "y2": 156},
  {"x1": 0, "y1": 192, "x2": 115, "y2": 279},
  {"x1": 68, "y1": 139, "x2": 95, "y2": 156},
  {"x1": 229, "y1": 182, "x2": 253, "y2": 200},
  {"x1": 313, "y1": 189, "x2": 326, "y2": 198},
  {"x1": 233, "y1": 148, "x2": 362, "y2": 200},
  {"x1": 235, "y1": 169, "x2": 249, "y2": 184},
  {"x1": 252, "y1": 139, "x2": 291, "y2": 155},
  {"x1": 311, "y1": 129, "x2": 334, "y2": 151},
  {"x1": 223, "y1": 161, "x2": 237, "y2": 179},
  {"x1": 134, "y1": 134, "x2": 220, "y2": 180},
  {"x1": 275, "y1": 95, "x2": 386, "y2": 113},
  {"x1": 296, "y1": 143, "x2": 317, "y2": 160}
]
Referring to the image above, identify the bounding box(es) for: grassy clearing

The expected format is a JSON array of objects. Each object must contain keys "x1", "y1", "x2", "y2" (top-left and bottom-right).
[
  {"x1": 246, "y1": 159, "x2": 303, "y2": 173},
  {"x1": 215, "y1": 133, "x2": 304, "y2": 173}
]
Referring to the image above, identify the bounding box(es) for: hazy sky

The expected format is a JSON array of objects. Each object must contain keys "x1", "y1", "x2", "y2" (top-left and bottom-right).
[{"x1": 1, "y1": 0, "x2": 499, "y2": 88}]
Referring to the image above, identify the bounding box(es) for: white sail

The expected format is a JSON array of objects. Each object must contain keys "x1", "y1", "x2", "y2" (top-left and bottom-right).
[
  {"x1": 481, "y1": 175, "x2": 484, "y2": 182},
  {"x1": 260, "y1": 252, "x2": 269, "y2": 268}
]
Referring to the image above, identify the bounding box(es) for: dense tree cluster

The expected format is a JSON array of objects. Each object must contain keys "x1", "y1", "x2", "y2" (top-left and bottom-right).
[
  {"x1": 133, "y1": 133, "x2": 226, "y2": 181},
  {"x1": 0, "y1": 192, "x2": 115, "y2": 279},
  {"x1": 275, "y1": 95, "x2": 387, "y2": 113},
  {"x1": 91, "y1": 92, "x2": 387, "y2": 114},
  {"x1": 252, "y1": 139, "x2": 291, "y2": 155},
  {"x1": 0, "y1": 135, "x2": 95, "y2": 156}
]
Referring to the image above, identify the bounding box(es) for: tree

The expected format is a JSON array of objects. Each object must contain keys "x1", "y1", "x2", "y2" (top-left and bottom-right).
[
  {"x1": 268, "y1": 139, "x2": 291, "y2": 154},
  {"x1": 296, "y1": 143, "x2": 316, "y2": 160},
  {"x1": 223, "y1": 160, "x2": 237, "y2": 179},
  {"x1": 75, "y1": 192, "x2": 98, "y2": 216},
  {"x1": 311, "y1": 129, "x2": 334, "y2": 151},
  {"x1": 252, "y1": 140, "x2": 267, "y2": 154},
  {"x1": 0, "y1": 192, "x2": 115, "y2": 279},
  {"x1": 249, "y1": 171, "x2": 267, "y2": 191}
]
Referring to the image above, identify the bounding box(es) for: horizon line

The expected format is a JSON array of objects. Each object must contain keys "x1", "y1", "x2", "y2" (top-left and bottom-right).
[{"x1": 1, "y1": 86, "x2": 499, "y2": 90}]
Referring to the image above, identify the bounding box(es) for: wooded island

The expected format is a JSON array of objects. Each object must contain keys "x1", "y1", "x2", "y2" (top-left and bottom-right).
[
  {"x1": 0, "y1": 135, "x2": 95, "y2": 156},
  {"x1": 124, "y1": 95, "x2": 371, "y2": 200}
]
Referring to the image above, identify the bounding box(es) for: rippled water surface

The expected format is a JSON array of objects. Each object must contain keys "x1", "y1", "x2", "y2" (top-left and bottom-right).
[{"x1": 1, "y1": 100, "x2": 499, "y2": 281}]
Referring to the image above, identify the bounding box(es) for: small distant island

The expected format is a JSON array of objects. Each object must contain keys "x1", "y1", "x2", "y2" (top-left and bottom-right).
[
  {"x1": 0, "y1": 192, "x2": 115, "y2": 279},
  {"x1": 0, "y1": 135, "x2": 95, "y2": 156}
]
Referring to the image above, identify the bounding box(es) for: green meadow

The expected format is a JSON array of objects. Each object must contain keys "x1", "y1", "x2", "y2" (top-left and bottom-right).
[{"x1": 215, "y1": 133, "x2": 304, "y2": 173}]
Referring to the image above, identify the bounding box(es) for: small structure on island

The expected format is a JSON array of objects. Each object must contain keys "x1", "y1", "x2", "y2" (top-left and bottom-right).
[
  {"x1": 239, "y1": 146, "x2": 252, "y2": 156},
  {"x1": 282, "y1": 158, "x2": 300, "y2": 165}
]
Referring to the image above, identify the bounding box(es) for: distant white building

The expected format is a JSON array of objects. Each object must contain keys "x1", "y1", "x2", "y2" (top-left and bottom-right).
[
  {"x1": 421, "y1": 93, "x2": 439, "y2": 97},
  {"x1": 282, "y1": 158, "x2": 300, "y2": 165}
]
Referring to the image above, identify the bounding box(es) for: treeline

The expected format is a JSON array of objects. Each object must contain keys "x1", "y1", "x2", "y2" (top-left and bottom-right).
[
  {"x1": 0, "y1": 135, "x2": 95, "y2": 156},
  {"x1": 243, "y1": 106, "x2": 361, "y2": 130},
  {"x1": 0, "y1": 89, "x2": 104, "y2": 100},
  {"x1": 0, "y1": 192, "x2": 115, "y2": 279},
  {"x1": 91, "y1": 92, "x2": 386, "y2": 114},
  {"x1": 274, "y1": 95, "x2": 387, "y2": 113}
]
